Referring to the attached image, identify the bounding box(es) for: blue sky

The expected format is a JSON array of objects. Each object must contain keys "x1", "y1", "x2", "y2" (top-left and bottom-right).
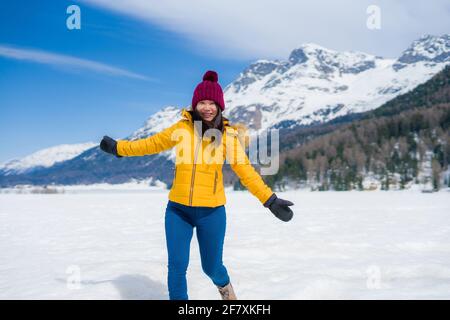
[
  {"x1": 0, "y1": 0, "x2": 250, "y2": 163},
  {"x1": 1, "y1": 0, "x2": 449, "y2": 163}
]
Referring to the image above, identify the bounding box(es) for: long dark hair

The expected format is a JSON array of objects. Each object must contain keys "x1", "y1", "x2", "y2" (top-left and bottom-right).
[{"x1": 188, "y1": 103, "x2": 228, "y2": 147}]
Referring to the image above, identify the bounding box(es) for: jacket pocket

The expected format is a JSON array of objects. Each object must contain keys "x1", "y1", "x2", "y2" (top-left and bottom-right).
[{"x1": 213, "y1": 170, "x2": 218, "y2": 194}]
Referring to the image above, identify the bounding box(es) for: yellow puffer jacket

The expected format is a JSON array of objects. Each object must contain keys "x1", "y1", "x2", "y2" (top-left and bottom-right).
[{"x1": 116, "y1": 108, "x2": 274, "y2": 207}]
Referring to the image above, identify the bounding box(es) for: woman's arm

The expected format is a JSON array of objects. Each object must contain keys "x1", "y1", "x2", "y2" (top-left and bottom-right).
[
  {"x1": 226, "y1": 131, "x2": 274, "y2": 205},
  {"x1": 117, "y1": 121, "x2": 181, "y2": 157},
  {"x1": 226, "y1": 130, "x2": 294, "y2": 221}
]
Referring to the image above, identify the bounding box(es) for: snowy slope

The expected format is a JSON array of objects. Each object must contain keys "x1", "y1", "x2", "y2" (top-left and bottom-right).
[
  {"x1": 0, "y1": 142, "x2": 97, "y2": 176},
  {"x1": 0, "y1": 190, "x2": 449, "y2": 299},
  {"x1": 222, "y1": 34, "x2": 450, "y2": 132},
  {"x1": 114, "y1": 34, "x2": 450, "y2": 137}
]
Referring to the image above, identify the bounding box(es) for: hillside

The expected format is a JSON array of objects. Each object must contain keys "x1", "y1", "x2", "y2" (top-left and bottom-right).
[{"x1": 265, "y1": 66, "x2": 450, "y2": 191}]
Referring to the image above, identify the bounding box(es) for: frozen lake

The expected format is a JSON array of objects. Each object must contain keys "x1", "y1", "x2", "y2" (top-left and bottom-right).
[{"x1": 0, "y1": 190, "x2": 449, "y2": 299}]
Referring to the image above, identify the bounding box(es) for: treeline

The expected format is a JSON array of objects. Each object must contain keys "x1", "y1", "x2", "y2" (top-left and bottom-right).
[
  {"x1": 264, "y1": 65, "x2": 450, "y2": 191},
  {"x1": 265, "y1": 104, "x2": 449, "y2": 191}
]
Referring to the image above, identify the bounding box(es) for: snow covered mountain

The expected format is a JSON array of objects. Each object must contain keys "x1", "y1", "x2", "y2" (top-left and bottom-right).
[
  {"x1": 107, "y1": 34, "x2": 450, "y2": 136},
  {"x1": 222, "y1": 34, "x2": 450, "y2": 131},
  {"x1": 1, "y1": 34, "x2": 449, "y2": 188},
  {"x1": 0, "y1": 142, "x2": 97, "y2": 176}
]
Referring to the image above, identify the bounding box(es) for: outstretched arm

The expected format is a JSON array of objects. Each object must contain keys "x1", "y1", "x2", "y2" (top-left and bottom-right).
[
  {"x1": 116, "y1": 121, "x2": 181, "y2": 157},
  {"x1": 226, "y1": 130, "x2": 294, "y2": 222},
  {"x1": 226, "y1": 131, "x2": 274, "y2": 205}
]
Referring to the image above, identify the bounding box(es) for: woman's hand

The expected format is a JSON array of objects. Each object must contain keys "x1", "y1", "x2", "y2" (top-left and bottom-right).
[
  {"x1": 263, "y1": 193, "x2": 294, "y2": 222},
  {"x1": 100, "y1": 135, "x2": 122, "y2": 158}
]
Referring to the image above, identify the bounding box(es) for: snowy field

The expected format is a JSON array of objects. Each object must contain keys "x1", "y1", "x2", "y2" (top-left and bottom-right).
[{"x1": 0, "y1": 190, "x2": 449, "y2": 300}]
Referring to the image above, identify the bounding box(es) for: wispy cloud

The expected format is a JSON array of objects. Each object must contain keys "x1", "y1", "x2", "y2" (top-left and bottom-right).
[
  {"x1": 0, "y1": 44, "x2": 152, "y2": 81},
  {"x1": 82, "y1": 0, "x2": 450, "y2": 59}
]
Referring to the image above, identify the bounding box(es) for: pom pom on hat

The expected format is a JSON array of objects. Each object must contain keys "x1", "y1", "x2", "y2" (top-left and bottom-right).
[{"x1": 203, "y1": 70, "x2": 218, "y2": 82}]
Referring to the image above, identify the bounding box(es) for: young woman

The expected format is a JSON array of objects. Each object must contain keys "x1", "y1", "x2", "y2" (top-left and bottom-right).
[{"x1": 100, "y1": 70, "x2": 294, "y2": 300}]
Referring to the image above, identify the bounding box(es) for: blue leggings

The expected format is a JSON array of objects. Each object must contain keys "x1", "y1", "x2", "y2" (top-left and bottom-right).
[{"x1": 164, "y1": 200, "x2": 230, "y2": 300}]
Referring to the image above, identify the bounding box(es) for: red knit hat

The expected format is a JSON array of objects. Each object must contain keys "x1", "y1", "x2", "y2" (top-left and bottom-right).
[{"x1": 192, "y1": 70, "x2": 225, "y2": 111}]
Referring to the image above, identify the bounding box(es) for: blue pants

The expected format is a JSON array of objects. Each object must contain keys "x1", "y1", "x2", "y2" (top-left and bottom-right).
[{"x1": 164, "y1": 200, "x2": 230, "y2": 300}]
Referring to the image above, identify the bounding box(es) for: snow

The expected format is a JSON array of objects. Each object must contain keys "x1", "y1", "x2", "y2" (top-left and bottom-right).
[
  {"x1": 220, "y1": 34, "x2": 450, "y2": 131},
  {"x1": 0, "y1": 142, "x2": 97, "y2": 175},
  {"x1": 223, "y1": 55, "x2": 449, "y2": 131},
  {"x1": 1, "y1": 190, "x2": 449, "y2": 299},
  {"x1": 402, "y1": 34, "x2": 450, "y2": 61},
  {"x1": 0, "y1": 178, "x2": 167, "y2": 194}
]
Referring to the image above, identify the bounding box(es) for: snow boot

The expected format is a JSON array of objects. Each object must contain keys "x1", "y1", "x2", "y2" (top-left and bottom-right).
[{"x1": 217, "y1": 282, "x2": 237, "y2": 300}]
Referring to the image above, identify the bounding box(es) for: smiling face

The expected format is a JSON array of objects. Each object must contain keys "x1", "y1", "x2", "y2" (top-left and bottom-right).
[{"x1": 195, "y1": 100, "x2": 218, "y2": 122}]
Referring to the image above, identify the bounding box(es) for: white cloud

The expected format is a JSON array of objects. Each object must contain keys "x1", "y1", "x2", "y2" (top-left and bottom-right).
[
  {"x1": 0, "y1": 44, "x2": 151, "y2": 80},
  {"x1": 82, "y1": 0, "x2": 450, "y2": 60}
]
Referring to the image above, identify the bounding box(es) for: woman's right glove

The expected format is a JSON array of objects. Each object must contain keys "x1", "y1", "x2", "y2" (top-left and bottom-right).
[
  {"x1": 263, "y1": 193, "x2": 294, "y2": 222},
  {"x1": 100, "y1": 135, "x2": 122, "y2": 158}
]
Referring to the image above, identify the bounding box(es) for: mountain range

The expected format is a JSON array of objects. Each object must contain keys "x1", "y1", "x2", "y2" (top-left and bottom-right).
[{"x1": 1, "y1": 34, "x2": 449, "y2": 189}]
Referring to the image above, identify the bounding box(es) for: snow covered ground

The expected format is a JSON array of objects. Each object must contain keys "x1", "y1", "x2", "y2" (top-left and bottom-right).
[{"x1": 0, "y1": 190, "x2": 449, "y2": 300}]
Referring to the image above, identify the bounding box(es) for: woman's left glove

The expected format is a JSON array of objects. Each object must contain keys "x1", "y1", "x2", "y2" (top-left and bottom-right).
[{"x1": 263, "y1": 193, "x2": 294, "y2": 222}]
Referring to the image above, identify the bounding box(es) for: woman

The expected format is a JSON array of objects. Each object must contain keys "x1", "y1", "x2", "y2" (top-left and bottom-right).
[{"x1": 100, "y1": 70, "x2": 294, "y2": 300}]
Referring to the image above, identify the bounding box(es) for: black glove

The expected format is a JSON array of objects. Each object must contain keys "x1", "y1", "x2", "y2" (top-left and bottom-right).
[
  {"x1": 263, "y1": 193, "x2": 294, "y2": 222},
  {"x1": 100, "y1": 135, "x2": 122, "y2": 158}
]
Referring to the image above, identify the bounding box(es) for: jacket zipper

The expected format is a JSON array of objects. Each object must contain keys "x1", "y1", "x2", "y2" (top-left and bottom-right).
[
  {"x1": 189, "y1": 137, "x2": 202, "y2": 206},
  {"x1": 173, "y1": 166, "x2": 177, "y2": 185},
  {"x1": 213, "y1": 170, "x2": 218, "y2": 194}
]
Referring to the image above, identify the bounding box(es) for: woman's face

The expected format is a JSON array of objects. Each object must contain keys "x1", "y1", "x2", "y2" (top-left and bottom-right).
[{"x1": 196, "y1": 100, "x2": 218, "y2": 122}]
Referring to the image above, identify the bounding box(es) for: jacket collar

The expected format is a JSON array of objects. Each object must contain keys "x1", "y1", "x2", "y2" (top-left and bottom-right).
[{"x1": 181, "y1": 108, "x2": 192, "y2": 121}]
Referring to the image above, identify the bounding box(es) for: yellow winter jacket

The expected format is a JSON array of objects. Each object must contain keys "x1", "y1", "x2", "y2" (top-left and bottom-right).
[{"x1": 116, "y1": 108, "x2": 274, "y2": 207}]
